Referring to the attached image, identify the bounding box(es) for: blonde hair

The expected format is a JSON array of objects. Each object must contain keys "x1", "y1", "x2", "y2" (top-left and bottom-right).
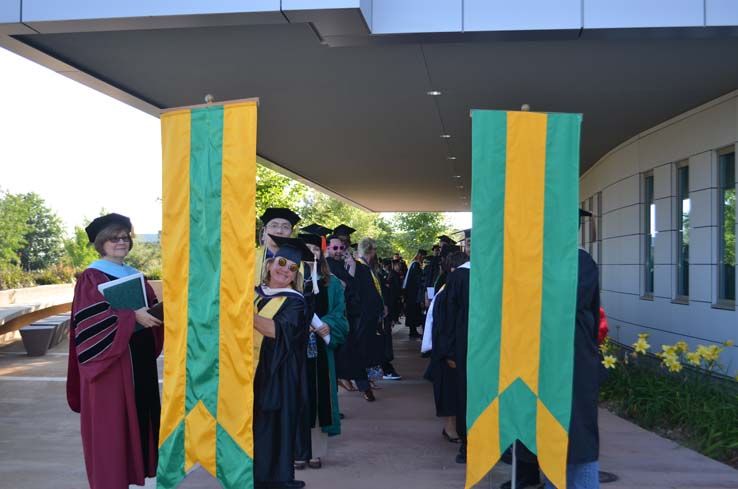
[{"x1": 262, "y1": 257, "x2": 303, "y2": 292}]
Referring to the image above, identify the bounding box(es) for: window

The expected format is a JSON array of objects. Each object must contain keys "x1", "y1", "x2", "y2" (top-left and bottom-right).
[
  {"x1": 644, "y1": 173, "x2": 655, "y2": 296},
  {"x1": 588, "y1": 196, "x2": 595, "y2": 255},
  {"x1": 676, "y1": 163, "x2": 690, "y2": 298},
  {"x1": 596, "y1": 191, "x2": 603, "y2": 286},
  {"x1": 718, "y1": 149, "x2": 735, "y2": 303}
]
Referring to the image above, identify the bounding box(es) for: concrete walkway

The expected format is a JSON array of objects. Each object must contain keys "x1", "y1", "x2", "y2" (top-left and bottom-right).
[{"x1": 0, "y1": 326, "x2": 736, "y2": 489}]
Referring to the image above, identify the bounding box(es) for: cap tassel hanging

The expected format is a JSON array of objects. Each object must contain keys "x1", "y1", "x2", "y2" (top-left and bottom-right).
[{"x1": 311, "y1": 260, "x2": 319, "y2": 295}]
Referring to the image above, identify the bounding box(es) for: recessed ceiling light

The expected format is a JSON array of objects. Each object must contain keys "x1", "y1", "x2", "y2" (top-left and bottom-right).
[
  {"x1": 447, "y1": 156, "x2": 457, "y2": 160},
  {"x1": 440, "y1": 134, "x2": 451, "y2": 139},
  {"x1": 427, "y1": 90, "x2": 442, "y2": 96},
  {"x1": 456, "y1": 185, "x2": 464, "y2": 189},
  {"x1": 452, "y1": 175, "x2": 461, "y2": 178}
]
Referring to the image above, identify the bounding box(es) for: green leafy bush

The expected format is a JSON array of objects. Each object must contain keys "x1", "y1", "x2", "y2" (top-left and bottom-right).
[
  {"x1": 32, "y1": 264, "x2": 76, "y2": 285},
  {"x1": 0, "y1": 265, "x2": 35, "y2": 290},
  {"x1": 600, "y1": 337, "x2": 738, "y2": 468}
]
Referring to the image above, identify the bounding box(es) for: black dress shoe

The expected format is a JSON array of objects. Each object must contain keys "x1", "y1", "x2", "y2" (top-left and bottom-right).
[
  {"x1": 363, "y1": 388, "x2": 375, "y2": 402},
  {"x1": 339, "y1": 412, "x2": 345, "y2": 419},
  {"x1": 270, "y1": 481, "x2": 306, "y2": 489},
  {"x1": 499, "y1": 473, "x2": 541, "y2": 489}
]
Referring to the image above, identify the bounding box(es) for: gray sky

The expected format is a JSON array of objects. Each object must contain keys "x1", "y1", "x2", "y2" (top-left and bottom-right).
[{"x1": 0, "y1": 47, "x2": 471, "y2": 235}]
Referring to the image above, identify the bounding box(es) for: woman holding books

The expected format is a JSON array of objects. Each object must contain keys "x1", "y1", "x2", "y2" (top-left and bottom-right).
[
  {"x1": 66, "y1": 213, "x2": 163, "y2": 489},
  {"x1": 253, "y1": 235, "x2": 311, "y2": 489}
]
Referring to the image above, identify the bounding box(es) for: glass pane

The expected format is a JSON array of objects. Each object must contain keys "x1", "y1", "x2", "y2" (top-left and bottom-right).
[
  {"x1": 677, "y1": 166, "x2": 690, "y2": 297},
  {"x1": 645, "y1": 175, "x2": 655, "y2": 294},
  {"x1": 719, "y1": 153, "x2": 735, "y2": 301}
]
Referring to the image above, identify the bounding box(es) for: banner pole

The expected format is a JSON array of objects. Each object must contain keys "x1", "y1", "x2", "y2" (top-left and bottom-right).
[{"x1": 511, "y1": 440, "x2": 517, "y2": 489}]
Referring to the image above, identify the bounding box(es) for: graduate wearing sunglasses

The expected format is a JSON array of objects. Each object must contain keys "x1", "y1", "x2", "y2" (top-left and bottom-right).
[{"x1": 253, "y1": 236, "x2": 312, "y2": 489}]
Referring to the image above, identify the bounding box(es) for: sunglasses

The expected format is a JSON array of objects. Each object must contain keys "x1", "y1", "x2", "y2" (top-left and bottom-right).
[
  {"x1": 277, "y1": 257, "x2": 299, "y2": 272},
  {"x1": 329, "y1": 245, "x2": 346, "y2": 251},
  {"x1": 108, "y1": 236, "x2": 131, "y2": 243}
]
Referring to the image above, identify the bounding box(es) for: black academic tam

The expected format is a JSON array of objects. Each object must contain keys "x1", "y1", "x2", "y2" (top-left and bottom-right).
[
  {"x1": 85, "y1": 213, "x2": 132, "y2": 243},
  {"x1": 260, "y1": 207, "x2": 301, "y2": 226},
  {"x1": 269, "y1": 235, "x2": 314, "y2": 264}
]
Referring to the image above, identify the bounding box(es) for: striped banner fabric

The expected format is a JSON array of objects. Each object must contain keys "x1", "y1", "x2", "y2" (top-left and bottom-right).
[{"x1": 466, "y1": 110, "x2": 581, "y2": 489}]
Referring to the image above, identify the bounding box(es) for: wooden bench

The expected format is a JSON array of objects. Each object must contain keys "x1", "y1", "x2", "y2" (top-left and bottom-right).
[{"x1": 19, "y1": 314, "x2": 70, "y2": 356}]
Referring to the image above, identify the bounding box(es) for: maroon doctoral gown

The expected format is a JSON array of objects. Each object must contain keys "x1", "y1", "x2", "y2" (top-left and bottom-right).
[{"x1": 66, "y1": 268, "x2": 163, "y2": 489}]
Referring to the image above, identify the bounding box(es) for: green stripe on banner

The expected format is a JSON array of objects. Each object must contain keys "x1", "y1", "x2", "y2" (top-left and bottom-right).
[
  {"x1": 186, "y1": 106, "x2": 224, "y2": 416},
  {"x1": 157, "y1": 420, "x2": 186, "y2": 489},
  {"x1": 498, "y1": 378, "x2": 537, "y2": 456},
  {"x1": 538, "y1": 113, "x2": 581, "y2": 428},
  {"x1": 467, "y1": 110, "x2": 507, "y2": 428},
  {"x1": 216, "y1": 424, "x2": 254, "y2": 488}
]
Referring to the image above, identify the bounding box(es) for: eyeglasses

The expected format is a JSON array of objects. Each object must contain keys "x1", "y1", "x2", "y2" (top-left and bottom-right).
[
  {"x1": 277, "y1": 257, "x2": 299, "y2": 272},
  {"x1": 266, "y1": 222, "x2": 293, "y2": 231},
  {"x1": 329, "y1": 245, "x2": 346, "y2": 251},
  {"x1": 108, "y1": 236, "x2": 131, "y2": 243}
]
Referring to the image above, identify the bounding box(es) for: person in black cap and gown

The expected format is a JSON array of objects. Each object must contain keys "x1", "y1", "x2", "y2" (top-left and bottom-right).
[
  {"x1": 253, "y1": 236, "x2": 311, "y2": 489},
  {"x1": 403, "y1": 249, "x2": 427, "y2": 338}
]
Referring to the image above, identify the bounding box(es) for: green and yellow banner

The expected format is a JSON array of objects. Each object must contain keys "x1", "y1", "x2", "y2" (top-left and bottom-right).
[
  {"x1": 467, "y1": 110, "x2": 581, "y2": 489},
  {"x1": 158, "y1": 100, "x2": 257, "y2": 489}
]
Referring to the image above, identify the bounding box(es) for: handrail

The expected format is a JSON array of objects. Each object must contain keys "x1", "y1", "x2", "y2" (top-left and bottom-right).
[{"x1": 0, "y1": 302, "x2": 72, "y2": 337}]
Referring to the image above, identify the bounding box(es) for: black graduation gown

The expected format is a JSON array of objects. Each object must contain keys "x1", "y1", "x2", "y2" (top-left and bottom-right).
[
  {"x1": 339, "y1": 261, "x2": 384, "y2": 377},
  {"x1": 253, "y1": 291, "x2": 308, "y2": 484},
  {"x1": 426, "y1": 288, "x2": 458, "y2": 417},
  {"x1": 568, "y1": 249, "x2": 601, "y2": 464},
  {"x1": 441, "y1": 266, "x2": 470, "y2": 441},
  {"x1": 404, "y1": 261, "x2": 424, "y2": 328},
  {"x1": 294, "y1": 282, "x2": 334, "y2": 462},
  {"x1": 382, "y1": 269, "x2": 401, "y2": 363},
  {"x1": 327, "y1": 257, "x2": 360, "y2": 379}
]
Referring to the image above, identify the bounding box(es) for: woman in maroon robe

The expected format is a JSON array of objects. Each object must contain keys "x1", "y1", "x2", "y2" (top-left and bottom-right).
[{"x1": 66, "y1": 213, "x2": 163, "y2": 489}]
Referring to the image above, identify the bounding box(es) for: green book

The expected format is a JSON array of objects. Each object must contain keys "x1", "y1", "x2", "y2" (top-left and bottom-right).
[{"x1": 97, "y1": 273, "x2": 148, "y2": 332}]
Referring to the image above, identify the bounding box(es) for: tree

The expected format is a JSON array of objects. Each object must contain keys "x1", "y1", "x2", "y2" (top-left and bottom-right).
[
  {"x1": 256, "y1": 165, "x2": 310, "y2": 218},
  {"x1": 63, "y1": 226, "x2": 99, "y2": 269},
  {"x1": 18, "y1": 192, "x2": 65, "y2": 271},
  {"x1": 390, "y1": 212, "x2": 452, "y2": 259},
  {"x1": 0, "y1": 190, "x2": 30, "y2": 267}
]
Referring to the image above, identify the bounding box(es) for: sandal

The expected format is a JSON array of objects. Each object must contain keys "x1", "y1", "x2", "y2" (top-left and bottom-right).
[
  {"x1": 294, "y1": 460, "x2": 307, "y2": 470},
  {"x1": 308, "y1": 458, "x2": 322, "y2": 469},
  {"x1": 338, "y1": 379, "x2": 357, "y2": 392},
  {"x1": 442, "y1": 429, "x2": 461, "y2": 443}
]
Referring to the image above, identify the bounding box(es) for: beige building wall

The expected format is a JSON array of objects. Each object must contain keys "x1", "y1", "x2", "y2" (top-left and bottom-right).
[{"x1": 580, "y1": 90, "x2": 738, "y2": 371}]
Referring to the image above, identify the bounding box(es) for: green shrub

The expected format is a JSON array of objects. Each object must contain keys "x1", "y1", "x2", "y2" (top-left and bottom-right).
[
  {"x1": 32, "y1": 264, "x2": 76, "y2": 285},
  {"x1": 601, "y1": 339, "x2": 738, "y2": 468},
  {"x1": 0, "y1": 265, "x2": 36, "y2": 290}
]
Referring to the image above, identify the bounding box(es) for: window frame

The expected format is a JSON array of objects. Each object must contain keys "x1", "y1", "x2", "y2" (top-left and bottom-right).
[
  {"x1": 715, "y1": 147, "x2": 736, "y2": 308},
  {"x1": 674, "y1": 160, "x2": 690, "y2": 302},
  {"x1": 642, "y1": 172, "x2": 655, "y2": 299}
]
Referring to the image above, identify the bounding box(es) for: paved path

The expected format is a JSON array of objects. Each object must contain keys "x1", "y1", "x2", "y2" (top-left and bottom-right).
[{"x1": 1, "y1": 326, "x2": 736, "y2": 489}]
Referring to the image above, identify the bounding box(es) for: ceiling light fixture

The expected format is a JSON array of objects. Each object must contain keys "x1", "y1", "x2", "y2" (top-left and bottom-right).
[
  {"x1": 427, "y1": 90, "x2": 442, "y2": 96},
  {"x1": 447, "y1": 156, "x2": 457, "y2": 160},
  {"x1": 452, "y1": 175, "x2": 461, "y2": 178},
  {"x1": 440, "y1": 134, "x2": 451, "y2": 139}
]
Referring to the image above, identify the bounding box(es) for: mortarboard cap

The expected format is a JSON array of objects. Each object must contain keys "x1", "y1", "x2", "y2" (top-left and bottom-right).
[
  {"x1": 298, "y1": 233, "x2": 323, "y2": 249},
  {"x1": 260, "y1": 207, "x2": 301, "y2": 227},
  {"x1": 269, "y1": 235, "x2": 314, "y2": 264},
  {"x1": 437, "y1": 235, "x2": 457, "y2": 245},
  {"x1": 332, "y1": 224, "x2": 356, "y2": 237},
  {"x1": 301, "y1": 223, "x2": 332, "y2": 237},
  {"x1": 85, "y1": 213, "x2": 132, "y2": 243}
]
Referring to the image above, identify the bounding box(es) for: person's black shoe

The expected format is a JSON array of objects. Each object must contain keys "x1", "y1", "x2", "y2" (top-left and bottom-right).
[
  {"x1": 420, "y1": 351, "x2": 431, "y2": 358},
  {"x1": 455, "y1": 453, "x2": 466, "y2": 464},
  {"x1": 270, "y1": 481, "x2": 305, "y2": 489},
  {"x1": 498, "y1": 473, "x2": 541, "y2": 489},
  {"x1": 339, "y1": 412, "x2": 345, "y2": 419},
  {"x1": 363, "y1": 388, "x2": 375, "y2": 402}
]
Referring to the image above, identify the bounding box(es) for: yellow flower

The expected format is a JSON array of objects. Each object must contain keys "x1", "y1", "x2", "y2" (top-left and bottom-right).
[
  {"x1": 661, "y1": 345, "x2": 677, "y2": 356},
  {"x1": 674, "y1": 341, "x2": 688, "y2": 353},
  {"x1": 724, "y1": 340, "x2": 734, "y2": 347},
  {"x1": 735, "y1": 372, "x2": 738, "y2": 382},
  {"x1": 638, "y1": 333, "x2": 650, "y2": 340},
  {"x1": 633, "y1": 338, "x2": 650, "y2": 354},
  {"x1": 602, "y1": 355, "x2": 617, "y2": 369},
  {"x1": 667, "y1": 361, "x2": 683, "y2": 373},
  {"x1": 686, "y1": 352, "x2": 701, "y2": 366}
]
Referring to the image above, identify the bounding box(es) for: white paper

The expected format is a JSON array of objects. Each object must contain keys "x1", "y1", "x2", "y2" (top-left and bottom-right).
[
  {"x1": 311, "y1": 313, "x2": 322, "y2": 327},
  {"x1": 426, "y1": 287, "x2": 435, "y2": 300}
]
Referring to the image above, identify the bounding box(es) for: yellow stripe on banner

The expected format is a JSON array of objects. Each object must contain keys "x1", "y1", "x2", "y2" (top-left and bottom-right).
[
  {"x1": 218, "y1": 101, "x2": 258, "y2": 458},
  {"x1": 536, "y1": 399, "x2": 569, "y2": 489},
  {"x1": 465, "y1": 399, "x2": 501, "y2": 489},
  {"x1": 498, "y1": 112, "x2": 547, "y2": 396},
  {"x1": 185, "y1": 401, "x2": 217, "y2": 473},
  {"x1": 159, "y1": 109, "x2": 191, "y2": 445}
]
